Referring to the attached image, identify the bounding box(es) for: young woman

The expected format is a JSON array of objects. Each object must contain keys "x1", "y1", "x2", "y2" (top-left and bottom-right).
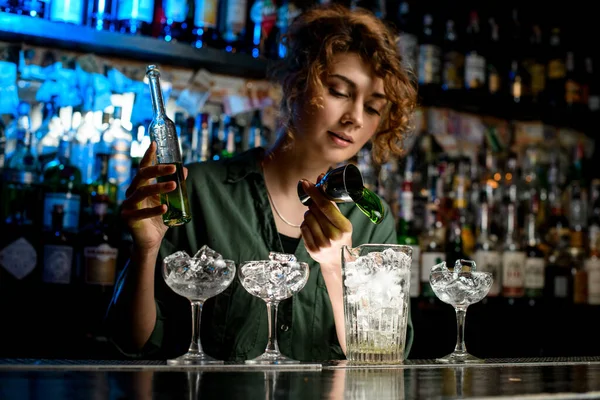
[{"x1": 106, "y1": 3, "x2": 417, "y2": 361}]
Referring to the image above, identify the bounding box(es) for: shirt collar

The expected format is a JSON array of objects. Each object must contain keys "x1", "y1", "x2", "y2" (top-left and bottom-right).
[{"x1": 225, "y1": 147, "x2": 266, "y2": 183}]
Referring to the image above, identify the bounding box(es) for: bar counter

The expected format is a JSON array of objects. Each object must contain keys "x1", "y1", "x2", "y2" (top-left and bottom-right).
[{"x1": 1, "y1": 357, "x2": 600, "y2": 398}]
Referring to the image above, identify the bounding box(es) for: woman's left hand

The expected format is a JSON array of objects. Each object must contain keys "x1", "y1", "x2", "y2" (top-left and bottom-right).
[{"x1": 300, "y1": 177, "x2": 353, "y2": 269}]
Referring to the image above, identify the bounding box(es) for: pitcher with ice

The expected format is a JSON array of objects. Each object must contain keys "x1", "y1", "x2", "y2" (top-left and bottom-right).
[{"x1": 342, "y1": 244, "x2": 412, "y2": 364}]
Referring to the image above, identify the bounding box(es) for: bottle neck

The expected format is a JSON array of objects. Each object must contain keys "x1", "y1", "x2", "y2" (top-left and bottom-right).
[{"x1": 148, "y1": 76, "x2": 167, "y2": 117}]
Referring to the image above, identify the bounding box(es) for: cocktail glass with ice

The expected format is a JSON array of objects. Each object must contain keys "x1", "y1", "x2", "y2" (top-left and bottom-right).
[
  {"x1": 429, "y1": 259, "x2": 493, "y2": 363},
  {"x1": 162, "y1": 245, "x2": 236, "y2": 365},
  {"x1": 238, "y1": 252, "x2": 309, "y2": 364},
  {"x1": 342, "y1": 244, "x2": 412, "y2": 364}
]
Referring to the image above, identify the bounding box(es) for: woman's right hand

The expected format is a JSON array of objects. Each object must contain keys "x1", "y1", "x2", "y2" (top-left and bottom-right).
[{"x1": 120, "y1": 141, "x2": 186, "y2": 252}]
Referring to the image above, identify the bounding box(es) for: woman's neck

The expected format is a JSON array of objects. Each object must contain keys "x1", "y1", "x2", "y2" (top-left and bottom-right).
[{"x1": 262, "y1": 133, "x2": 333, "y2": 195}]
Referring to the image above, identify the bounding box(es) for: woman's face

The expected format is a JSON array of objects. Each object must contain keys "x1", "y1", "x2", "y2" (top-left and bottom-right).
[{"x1": 292, "y1": 52, "x2": 387, "y2": 164}]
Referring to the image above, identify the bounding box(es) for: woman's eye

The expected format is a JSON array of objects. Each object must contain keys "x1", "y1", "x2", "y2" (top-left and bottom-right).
[
  {"x1": 329, "y1": 88, "x2": 348, "y2": 98},
  {"x1": 366, "y1": 106, "x2": 381, "y2": 116}
]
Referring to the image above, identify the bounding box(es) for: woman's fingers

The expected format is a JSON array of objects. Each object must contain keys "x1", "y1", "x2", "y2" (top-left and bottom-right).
[
  {"x1": 302, "y1": 209, "x2": 330, "y2": 249},
  {"x1": 122, "y1": 181, "x2": 176, "y2": 209},
  {"x1": 301, "y1": 180, "x2": 352, "y2": 232},
  {"x1": 308, "y1": 203, "x2": 344, "y2": 241},
  {"x1": 121, "y1": 204, "x2": 167, "y2": 222},
  {"x1": 126, "y1": 164, "x2": 176, "y2": 198}
]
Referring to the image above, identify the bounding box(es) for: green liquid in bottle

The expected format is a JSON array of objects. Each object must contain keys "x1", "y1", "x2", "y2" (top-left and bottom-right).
[
  {"x1": 353, "y1": 187, "x2": 385, "y2": 225},
  {"x1": 157, "y1": 162, "x2": 192, "y2": 227}
]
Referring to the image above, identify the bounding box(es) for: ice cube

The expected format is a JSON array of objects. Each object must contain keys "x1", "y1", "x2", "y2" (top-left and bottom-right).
[{"x1": 269, "y1": 251, "x2": 297, "y2": 263}]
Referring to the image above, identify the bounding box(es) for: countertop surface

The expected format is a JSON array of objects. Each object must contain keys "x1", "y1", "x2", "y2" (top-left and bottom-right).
[{"x1": 1, "y1": 357, "x2": 600, "y2": 399}]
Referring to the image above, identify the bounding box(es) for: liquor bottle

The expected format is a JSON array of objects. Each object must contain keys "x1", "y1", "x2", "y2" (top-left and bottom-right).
[
  {"x1": 473, "y1": 195, "x2": 502, "y2": 297},
  {"x1": 463, "y1": 10, "x2": 486, "y2": 95},
  {"x1": 441, "y1": 14, "x2": 464, "y2": 95},
  {"x1": 248, "y1": 0, "x2": 277, "y2": 58},
  {"x1": 501, "y1": 200, "x2": 526, "y2": 299},
  {"x1": 397, "y1": 162, "x2": 420, "y2": 298},
  {"x1": 395, "y1": 0, "x2": 418, "y2": 75},
  {"x1": 420, "y1": 206, "x2": 445, "y2": 298},
  {"x1": 445, "y1": 208, "x2": 466, "y2": 268},
  {"x1": 192, "y1": 0, "x2": 220, "y2": 48},
  {"x1": 42, "y1": 131, "x2": 83, "y2": 234},
  {"x1": 417, "y1": 12, "x2": 442, "y2": 101},
  {"x1": 218, "y1": 0, "x2": 249, "y2": 53},
  {"x1": 105, "y1": 106, "x2": 133, "y2": 205},
  {"x1": 117, "y1": 0, "x2": 155, "y2": 35},
  {"x1": 158, "y1": 0, "x2": 191, "y2": 42},
  {"x1": 545, "y1": 233, "x2": 573, "y2": 303},
  {"x1": 42, "y1": 205, "x2": 76, "y2": 284},
  {"x1": 197, "y1": 113, "x2": 212, "y2": 162},
  {"x1": 545, "y1": 27, "x2": 566, "y2": 111},
  {"x1": 523, "y1": 211, "x2": 545, "y2": 300},
  {"x1": 49, "y1": 0, "x2": 84, "y2": 25},
  {"x1": 0, "y1": 103, "x2": 42, "y2": 283},
  {"x1": 146, "y1": 65, "x2": 192, "y2": 227},
  {"x1": 87, "y1": 0, "x2": 118, "y2": 31},
  {"x1": 522, "y1": 22, "x2": 546, "y2": 107},
  {"x1": 86, "y1": 152, "x2": 119, "y2": 221},
  {"x1": 34, "y1": 99, "x2": 64, "y2": 169}
]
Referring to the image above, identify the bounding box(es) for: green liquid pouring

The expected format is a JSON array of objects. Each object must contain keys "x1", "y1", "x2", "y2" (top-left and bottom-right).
[{"x1": 353, "y1": 187, "x2": 385, "y2": 225}]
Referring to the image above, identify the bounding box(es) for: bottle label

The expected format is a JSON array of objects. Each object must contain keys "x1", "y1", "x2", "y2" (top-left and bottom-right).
[
  {"x1": 165, "y1": 0, "x2": 188, "y2": 22},
  {"x1": 401, "y1": 191, "x2": 413, "y2": 222},
  {"x1": 547, "y1": 59, "x2": 566, "y2": 80},
  {"x1": 50, "y1": 0, "x2": 84, "y2": 24},
  {"x1": 565, "y1": 79, "x2": 581, "y2": 104},
  {"x1": 530, "y1": 63, "x2": 546, "y2": 95},
  {"x1": 418, "y1": 44, "x2": 441, "y2": 85},
  {"x1": 442, "y1": 51, "x2": 464, "y2": 90},
  {"x1": 586, "y1": 258, "x2": 600, "y2": 305},
  {"x1": 118, "y1": 0, "x2": 154, "y2": 23},
  {"x1": 0, "y1": 237, "x2": 37, "y2": 280},
  {"x1": 474, "y1": 250, "x2": 501, "y2": 296},
  {"x1": 524, "y1": 257, "x2": 545, "y2": 290},
  {"x1": 225, "y1": 0, "x2": 248, "y2": 37},
  {"x1": 465, "y1": 52, "x2": 486, "y2": 89},
  {"x1": 194, "y1": 0, "x2": 218, "y2": 28},
  {"x1": 43, "y1": 193, "x2": 81, "y2": 233},
  {"x1": 397, "y1": 33, "x2": 418, "y2": 74},
  {"x1": 589, "y1": 95, "x2": 600, "y2": 112},
  {"x1": 84, "y1": 244, "x2": 118, "y2": 285},
  {"x1": 502, "y1": 251, "x2": 525, "y2": 295},
  {"x1": 43, "y1": 245, "x2": 73, "y2": 284},
  {"x1": 554, "y1": 275, "x2": 568, "y2": 298},
  {"x1": 409, "y1": 245, "x2": 420, "y2": 297}
]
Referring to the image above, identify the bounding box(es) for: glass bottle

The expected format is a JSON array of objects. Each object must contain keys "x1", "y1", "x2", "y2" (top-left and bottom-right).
[
  {"x1": 146, "y1": 65, "x2": 192, "y2": 227},
  {"x1": 87, "y1": 0, "x2": 118, "y2": 31},
  {"x1": 42, "y1": 131, "x2": 83, "y2": 234},
  {"x1": 523, "y1": 210, "x2": 545, "y2": 300},
  {"x1": 192, "y1": 0, "x2": 220, "y2": 49},
  {"x1": 397, "y1": 165, "x2": 420, "y2": 298},
  {"x1": 501, "y1": 202, "x2": 526, "y2": 298},
  {"x1": 473, "y1": 195, "x2": 502, "y2": 297},
  {"x1": 42, "y1": 204, "x2": 75, "y2": 284},
  {"x1": 117, "y1": 0, "x2": 155, "y2": 35}
]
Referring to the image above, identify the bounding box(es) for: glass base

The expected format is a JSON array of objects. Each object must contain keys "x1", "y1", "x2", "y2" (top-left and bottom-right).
[
  {"x1": 436, "y1": 350, "x2": 485, "y2": 364},
  {"x1": 167, "y1": 351, "x2": 224, "y2": 365},
  {"x1": 245, "y1": 350, "x2": 300, "y2": 365}
]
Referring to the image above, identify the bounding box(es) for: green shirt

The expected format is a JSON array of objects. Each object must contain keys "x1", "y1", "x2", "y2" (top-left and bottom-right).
[{"x1": 106, "y1": 147, "x2": 413, "y2": 361}]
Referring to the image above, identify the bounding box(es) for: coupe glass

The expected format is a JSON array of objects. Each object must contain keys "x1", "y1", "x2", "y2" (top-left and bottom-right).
[
  {"x1": 429, "y1": 259, "x2": 493, "y2": 363},
  {"x1": 238, "y1": 253, "x2": 309, "y2": 364},
  {"x1": 162, "y1": 247, "x2": 236, "y2": 365}
]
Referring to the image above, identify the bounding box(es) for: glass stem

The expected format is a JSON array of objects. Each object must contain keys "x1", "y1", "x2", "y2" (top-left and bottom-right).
[
  {"x1": 189, "y1": 300, "x2": 204, "y2": 354},
  {"x1": 454, "y1": 306, "x2": 468, "y2": 353},
  {"x1": 265, "y1": 301, "x2": 280, "y2": 354}
]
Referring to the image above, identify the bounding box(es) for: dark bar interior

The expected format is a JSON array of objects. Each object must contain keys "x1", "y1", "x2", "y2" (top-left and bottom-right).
[{"x1": 0, "y1": 0, "x2": 599, "y2": 398}]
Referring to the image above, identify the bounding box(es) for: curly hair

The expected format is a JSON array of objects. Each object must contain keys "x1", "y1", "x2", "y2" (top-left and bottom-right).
[{"x1": 269, "y1": 3, "x2": 418, "y2": 165}]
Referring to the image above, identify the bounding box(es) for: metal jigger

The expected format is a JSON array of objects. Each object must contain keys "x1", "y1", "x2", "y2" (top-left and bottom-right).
[{"x1": 297, "y1": 164, "x2": 364, "y2": 206}]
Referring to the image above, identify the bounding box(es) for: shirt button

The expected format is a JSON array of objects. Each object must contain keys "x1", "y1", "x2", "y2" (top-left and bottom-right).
[{"x1": 280, "y1": 324, "x2": 289, "y2": 332}]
